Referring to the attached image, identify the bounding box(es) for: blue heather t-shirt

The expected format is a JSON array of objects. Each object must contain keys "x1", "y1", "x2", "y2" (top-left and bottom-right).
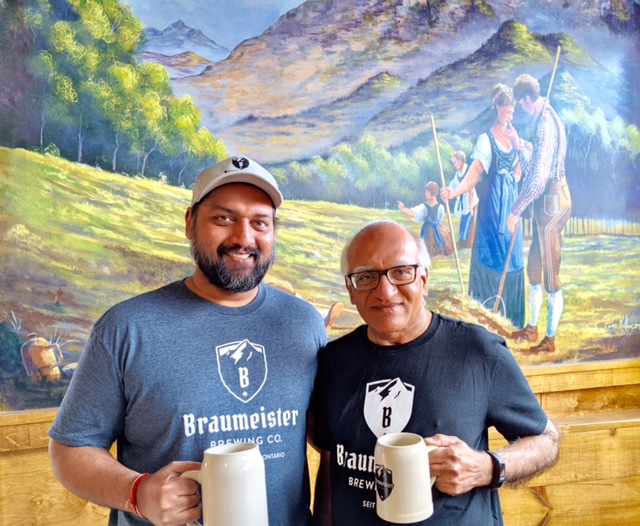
[{"x1": 50, "y1": 280, "x2": 327, "y2": 526}]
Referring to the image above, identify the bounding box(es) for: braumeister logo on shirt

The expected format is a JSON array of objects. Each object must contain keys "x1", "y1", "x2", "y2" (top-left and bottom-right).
[{"x1": 216, "y1": 339, "x2": 267, "y2": 403}]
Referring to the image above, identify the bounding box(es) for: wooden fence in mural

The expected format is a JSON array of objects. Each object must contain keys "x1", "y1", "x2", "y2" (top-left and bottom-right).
[{"x1": 521, "y1": 217, "x2": 640, "y2": 237}]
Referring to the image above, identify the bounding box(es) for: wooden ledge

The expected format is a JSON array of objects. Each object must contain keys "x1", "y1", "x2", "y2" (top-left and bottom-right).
[
  {"x1": 0, "y1": 408, "x2": 58, "y2": 426},
  {"x1": 554, "y1": 409, "x2": 640, "y2": 432},
  {"x1": 521, "y1": 358, "x2": 640, "y2": 394},
  {"x1": 0, "y1": 408, "x2": 58, "y2": 453}
]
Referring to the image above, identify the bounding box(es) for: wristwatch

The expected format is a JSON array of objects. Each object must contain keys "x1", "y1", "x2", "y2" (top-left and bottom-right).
[{"x1": 486, "y1": 451, "x2": 506, "y2": 489}]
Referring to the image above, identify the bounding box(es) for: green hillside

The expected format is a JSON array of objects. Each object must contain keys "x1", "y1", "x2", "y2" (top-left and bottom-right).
[
  {"x1": 0, "y1": 147, "x2": 392, "y2": 349},
  {"x1": 1, "y1": 147, "x2": 638, "y2": 411}
]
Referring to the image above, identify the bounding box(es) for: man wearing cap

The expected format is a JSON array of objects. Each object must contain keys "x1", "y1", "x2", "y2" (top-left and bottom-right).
[{"x1": 49, "y1": 156, "x2": 327, "y2": 525}]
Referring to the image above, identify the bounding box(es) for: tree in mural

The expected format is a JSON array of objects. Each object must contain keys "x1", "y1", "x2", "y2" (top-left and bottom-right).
[
  {"x1": 5, "y1": 1, "x2": 638, "y2": 212},
  {"x1": 10, "y1": 0, "x2": 226, "y2": 182}
]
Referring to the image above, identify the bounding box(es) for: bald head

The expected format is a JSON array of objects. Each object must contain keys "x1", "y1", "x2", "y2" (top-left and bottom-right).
[
  {"x1": 341, "y1": 220, "x2": 432, "y2": 346},
  {"x1": 341, "y1": 221, "x2": 430, "y2": 276}
]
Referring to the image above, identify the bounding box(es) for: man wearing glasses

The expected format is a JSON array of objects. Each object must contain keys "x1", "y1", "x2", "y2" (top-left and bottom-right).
[{"x1": 312, "y1": 220, "x2": 559, "y2": 525}]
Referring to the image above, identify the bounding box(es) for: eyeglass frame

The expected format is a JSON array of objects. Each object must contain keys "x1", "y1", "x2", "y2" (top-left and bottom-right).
[{"x1": 345, "y1": 264, "x2": 423, "y2": 291}]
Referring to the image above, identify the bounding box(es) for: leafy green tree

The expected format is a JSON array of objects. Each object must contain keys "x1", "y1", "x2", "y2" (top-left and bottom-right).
[
  {"x1": 353, "y1": 134, "x2": 394, "y2": 208},
  {"x1": 627, "y1": 125, "x2": 640, "y2": 162},
  {"x1": 392, "y1": 151, "x2": 422, "y2": 205},
  {"x1": 48, "y1": 18, "x2": 100, "y2": 162},
  {"x1": 164, "y1": 95, "x2": 226, "y2": 185},
  {"x1": 315, "y1": 153, "x2": 355, "y2": 204},
  {"x1": 92, "y1": 63, "x2": 140, "y2": 171},
  {"x1": 22, "y1": 0, "x2": 225, "y2": 181},
  {"x1": 0, "y1": 0, "x2": 39, "y2": 147}
]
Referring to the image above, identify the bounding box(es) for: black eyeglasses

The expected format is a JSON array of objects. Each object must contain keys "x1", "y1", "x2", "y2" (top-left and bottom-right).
[{"x1": 346, "y1": 264, "x2": 421, "y2": 291}]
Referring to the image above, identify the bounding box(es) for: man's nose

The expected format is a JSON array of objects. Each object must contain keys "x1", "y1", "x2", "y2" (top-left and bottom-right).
[
  {"x1": 230, "y1": 219, "x2": 254, "y2": 245},
  {"x1": 374, "y1": 273, "x2": 396, "y2": 295}
]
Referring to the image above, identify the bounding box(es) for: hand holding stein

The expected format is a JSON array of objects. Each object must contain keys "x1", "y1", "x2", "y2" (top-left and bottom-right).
[
  {"x1": 180, "y1": 443, "x2": 269, "y2": 526},
  {"x1": 374, "y1": 432, "x2": 437, "y2": 524}
]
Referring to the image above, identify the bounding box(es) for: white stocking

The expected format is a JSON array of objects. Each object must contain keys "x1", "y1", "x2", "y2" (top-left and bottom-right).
[
  {"x1": 546, "y1": 289, "x2": 564, "y2": 337},
  {"x1": 528, "y1": 284, "x2": 543, "y2": 326}
]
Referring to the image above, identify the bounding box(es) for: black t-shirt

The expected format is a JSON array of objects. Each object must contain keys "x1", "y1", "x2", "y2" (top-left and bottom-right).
[{"x1": 313, "y1": 314, "x2": 548, "y2": 525}]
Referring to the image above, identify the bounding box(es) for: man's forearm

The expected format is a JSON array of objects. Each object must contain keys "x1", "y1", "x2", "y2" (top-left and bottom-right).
[
  {"x1": 49, "y1": 438, "x2": 138, "y2": 510},
  {"x1": 516, "y1": 141, "x2": 532, "y2": 174},
  {"x1": 399, "y1": 206, "x2": 415, "y2": 219},
  {"x1": 498, "y1": 420, "x2": 560, "y2": 486}
]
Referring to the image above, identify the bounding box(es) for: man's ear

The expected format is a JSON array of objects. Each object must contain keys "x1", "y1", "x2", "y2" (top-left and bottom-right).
[
  {"x1": 421, "y1": 268, "x2": 429, "y2": 299},
  {"x1": 185, "y1": 208, "x2": 193, "y2": 240},
  {"x1": 345, "y1": 278, "x2": 357, "y2": 306}
]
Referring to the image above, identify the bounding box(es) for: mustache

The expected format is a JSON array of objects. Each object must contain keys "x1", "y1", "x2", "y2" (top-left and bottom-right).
[{"x1": 217, "y1": 244, "x2": 261, "y2": 258}]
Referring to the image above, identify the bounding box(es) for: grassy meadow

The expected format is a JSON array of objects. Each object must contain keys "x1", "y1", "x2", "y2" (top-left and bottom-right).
[{"x1": 0, "y1": 146, "x2": 638, "y2": 410}]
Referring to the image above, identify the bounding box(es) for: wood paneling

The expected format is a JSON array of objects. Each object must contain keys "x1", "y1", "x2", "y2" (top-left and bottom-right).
[
  {"x1": 491, "y1": 410, "x2": 640, "y2": 484},
  {"x1": 500, "y1": 476, "x2": 640, "y2": 526},
  {"x1": 2, "y1": 358, "x2": 639, "y2": 525},
  {"x1": 539, "y1": 384, "x2": 640, "y2": 418},
  {"x1": 0, "y1": 447, "x2": 110, "y2": 526},
  {"x1": 522, "y1": 359, "x2": 640, "y2": 394}
]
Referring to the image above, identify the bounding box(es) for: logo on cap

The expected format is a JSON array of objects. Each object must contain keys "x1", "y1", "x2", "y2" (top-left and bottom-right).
[{"x1": 232, "y1": 157, "x2": 250, "y2": 170}]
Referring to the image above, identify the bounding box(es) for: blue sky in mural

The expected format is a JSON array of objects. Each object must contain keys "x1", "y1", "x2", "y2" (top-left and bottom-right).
[{"x1": 124, "y1": 0, "x2": 305, "y2": 50}]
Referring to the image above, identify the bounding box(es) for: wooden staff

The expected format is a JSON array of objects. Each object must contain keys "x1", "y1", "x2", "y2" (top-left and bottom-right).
[
  {"x1": 543, "y1": 45, "x2": 562, "y2": 112},
  {"x1": 493, "y1": 45, "x2": 562, "y2": 314},
  {"x1": 493, "y1": 219, "x2": 518, "y2": 314},
  {"x1": 430, "y1": 115, "x2": 465, "y2": 297}
]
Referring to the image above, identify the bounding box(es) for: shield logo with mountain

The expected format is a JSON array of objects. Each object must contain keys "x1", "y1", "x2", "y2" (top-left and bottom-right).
[
  {"x1": 375, "y1": 463, "x2": 395, "y2": 501},
  {"x1": 216, "y1": 339, "x2": 267, "y2": 403},
  {"x1": 364, "y1": 378, "x2": 415, "y2": 438}
]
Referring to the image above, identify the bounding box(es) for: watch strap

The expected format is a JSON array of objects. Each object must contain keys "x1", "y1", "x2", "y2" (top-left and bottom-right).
[{"x1": 486, "y1": 451, "x2": 505, "y2": 489}]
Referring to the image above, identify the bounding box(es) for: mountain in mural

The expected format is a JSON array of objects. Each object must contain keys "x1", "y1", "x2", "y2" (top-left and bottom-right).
[
  {"x1": 215, "y1": 22, "x2": 626, "y2": 162},
  {"x1": 168, "y1": 0, "x2": 637, "y2": 163},
  {"x1": 362, "y1": 21, "x2": 627, "y2": 150},
  {"x1": 138, "y1": 50, "x2": 216, "y2": 79},
  {"x1": 141, "y1": 20, "x2": 230, "y2": 63},
  {"x1": 173, "y1": 0, "x2": 498, "y2": 136}
]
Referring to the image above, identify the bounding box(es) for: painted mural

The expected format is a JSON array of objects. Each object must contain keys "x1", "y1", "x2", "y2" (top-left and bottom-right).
[{"x1": 0, "y1": 0, "x2": 638, "y2": 411}]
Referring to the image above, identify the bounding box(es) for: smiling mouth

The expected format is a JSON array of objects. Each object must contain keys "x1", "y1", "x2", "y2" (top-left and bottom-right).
[
  {"x1": 373, "y1": 304, "x2": 400, "y2": 311},
  {"x1": 226, "y1": 251, "x2": 254, "y2": 261},
  {"x1": 224, "y1": 254, "x2": 257, "y2": 270},
  {"x1": 219, "y1": 244, "x2": 260, "y2": 264}
]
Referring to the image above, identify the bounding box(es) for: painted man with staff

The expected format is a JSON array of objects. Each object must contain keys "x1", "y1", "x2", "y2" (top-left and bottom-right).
[
  {"x1": 441, "y1": 84, "x2": 526, "y2": 329},
  {"x1": 504, "y1": 72, "x2": 572, "y2": 355}
]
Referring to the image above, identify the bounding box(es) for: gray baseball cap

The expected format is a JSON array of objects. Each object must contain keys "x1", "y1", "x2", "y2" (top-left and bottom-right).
[{"x1": 191, "y1": 156, "x2": 283, "y2": 208}]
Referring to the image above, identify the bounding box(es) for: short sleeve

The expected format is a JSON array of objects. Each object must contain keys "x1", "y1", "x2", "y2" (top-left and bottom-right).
[
  {"x1": 471, "y1": 133, "x2": 492, "y2": 174},
  {"x1": 409, "y1": 203, "x2": 428, "y2": 223},
  {"x1": 486, "y1": 346, "x2": 548, "y2": 441},
  {"x1": 48, "y1": 324, "x2": 126, "y2": 448}
]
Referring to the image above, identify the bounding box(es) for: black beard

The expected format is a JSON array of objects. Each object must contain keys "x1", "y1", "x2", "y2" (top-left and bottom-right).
[{"x1": 191, "y1": 239, "x2": 274, "y2": 294}]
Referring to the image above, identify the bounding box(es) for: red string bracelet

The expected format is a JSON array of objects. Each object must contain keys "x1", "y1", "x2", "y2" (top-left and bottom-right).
[{"x1": 125, "y1": 473, "x2": 150, "y2": 518}]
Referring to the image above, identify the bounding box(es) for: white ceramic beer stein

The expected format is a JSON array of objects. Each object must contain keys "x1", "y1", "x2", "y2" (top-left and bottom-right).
[
  {"x1": 374, "y1": 432, "x2": 437, "y2": 524},
  {"x1": 181, "y1": 443, "x2": 269, "y2": 526}
]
